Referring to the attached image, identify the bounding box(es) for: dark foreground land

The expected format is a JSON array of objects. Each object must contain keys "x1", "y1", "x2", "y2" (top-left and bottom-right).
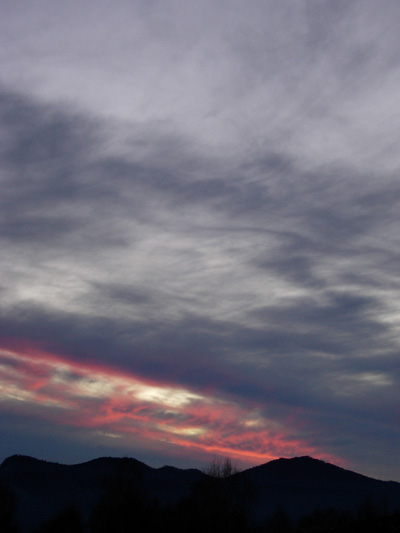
[{"x1": 1, "y1": 455, "x2": 400, "y2": 532}]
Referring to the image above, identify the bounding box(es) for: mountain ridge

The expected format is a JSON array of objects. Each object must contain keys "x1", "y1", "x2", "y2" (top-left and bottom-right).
[
  {"x1": 3, "y1": 453, "x2": 396, "y2": 483},
  {"x1": 1, "y1": 454, "x2": 400, "y2": 531}
]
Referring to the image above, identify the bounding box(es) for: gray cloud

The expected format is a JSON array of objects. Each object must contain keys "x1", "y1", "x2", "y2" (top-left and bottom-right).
[{"x1": 1, "y1": 1, "x2": 400, "y2": 480}]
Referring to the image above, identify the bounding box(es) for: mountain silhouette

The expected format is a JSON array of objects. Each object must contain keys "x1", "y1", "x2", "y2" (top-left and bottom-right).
[
  {"x1": 239, "y1": 456, "x2": 400, "y2": 524},
  {"x1": 1, "y1": 454, "x2": 400, "y2": 531},
  {"x1": 0, "y1": 454, "x2": 204, "y2": 532}
]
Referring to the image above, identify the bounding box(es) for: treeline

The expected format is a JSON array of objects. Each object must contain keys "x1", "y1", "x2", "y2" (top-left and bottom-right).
[{"x1": 2, "y1": 468, "x2": 400, "y2": 532}]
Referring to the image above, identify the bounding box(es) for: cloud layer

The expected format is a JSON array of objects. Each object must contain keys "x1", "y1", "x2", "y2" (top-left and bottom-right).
[
  {"x1": 1, "y1": 1, "x2": 400, "y2": 480},
  {"x1": 1, "y1": 346, "x2": 336, "y2": 467}
]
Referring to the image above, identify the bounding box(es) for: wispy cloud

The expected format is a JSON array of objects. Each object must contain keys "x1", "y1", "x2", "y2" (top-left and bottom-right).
[
  {"x1": 1, "y1": 1, "x2": 400, "y2": 480},
  {"x1": 0, "y1": 346, "x2": 337, "y2": 465}
]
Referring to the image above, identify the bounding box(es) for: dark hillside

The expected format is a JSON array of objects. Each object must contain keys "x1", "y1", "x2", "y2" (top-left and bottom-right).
[
  {"x1": 0, "y1": 455, "x2": 202, "y2": 531},
  {"x1": 1, "y1": 454, "x2": 400, "y2": 532},
  {"x1": 241, "y1": 456, "x2": 400, "y2": 524}
]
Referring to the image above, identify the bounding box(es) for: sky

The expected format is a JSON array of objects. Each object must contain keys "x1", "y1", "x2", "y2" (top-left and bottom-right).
[{"x1": 1, "y1": 0, "x2": 400, "y2": 481}]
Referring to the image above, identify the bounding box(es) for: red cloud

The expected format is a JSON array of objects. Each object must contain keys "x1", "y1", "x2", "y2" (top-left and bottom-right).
[{"x1": 0, "y1": 345, "x2": 341, "y2": 466}]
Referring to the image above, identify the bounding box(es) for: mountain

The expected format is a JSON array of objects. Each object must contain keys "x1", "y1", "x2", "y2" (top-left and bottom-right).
[
  {"x1": 1, "y1": 454, "x2": 400, "y2": 532},
  {"x1": 238, "y1": 456, "x2": 400, "y2": 524},
  {"x1": 0, "y1": 454, "x2": 202, "y2": 532}
]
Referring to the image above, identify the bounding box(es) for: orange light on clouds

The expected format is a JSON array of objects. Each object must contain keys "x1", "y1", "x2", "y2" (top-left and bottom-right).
[{"x1": 0, "y1": 346, "x2": 338, "y2": 465}]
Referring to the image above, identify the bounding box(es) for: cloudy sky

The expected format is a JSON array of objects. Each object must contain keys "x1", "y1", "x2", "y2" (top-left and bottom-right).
[{"x1": 1, "y1": 0, "x2": 400, "y2": 481}]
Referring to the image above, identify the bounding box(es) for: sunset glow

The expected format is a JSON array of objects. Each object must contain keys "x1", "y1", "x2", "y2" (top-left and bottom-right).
[
  {"x1": 2, "y1": 0, "x2": 400, "y2": 482},
  {"x1": 0, "y1": 346, "x2": 336, "y2": 465}
]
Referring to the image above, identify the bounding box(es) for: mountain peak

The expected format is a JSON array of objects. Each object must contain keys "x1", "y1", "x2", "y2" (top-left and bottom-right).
[
  {"x1": 276, "y1": 455, "x2": 326, "y2": 464},
  {"x1": 2, "y1": 453, "x2": 400, "y2": 531},
  {"x1": 1, "y1": 454, "x2": 50, "y2": 467}
]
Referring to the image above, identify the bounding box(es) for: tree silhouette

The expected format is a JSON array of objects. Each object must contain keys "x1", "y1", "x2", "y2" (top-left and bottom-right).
[
  {"x1": 0, "y1": 483, "x2": 19, "y2": 533},
  {"x1": 89, "y1": 474, "x2": 148, "y2": 533},
  {"x1": 203, "y1": 458, "x2": 239, "y2": 478},
  {"x1": 174, "y1": 458, "x2": 250, "y2": 533},
  {"x1": 35, "y1": 504, "x2": 83, "y2": 533}
]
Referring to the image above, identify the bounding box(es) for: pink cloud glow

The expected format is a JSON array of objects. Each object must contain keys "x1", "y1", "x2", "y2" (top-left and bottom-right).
[{"x1": 0, "y1": 345, "x2": 341, "y2": 466}]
